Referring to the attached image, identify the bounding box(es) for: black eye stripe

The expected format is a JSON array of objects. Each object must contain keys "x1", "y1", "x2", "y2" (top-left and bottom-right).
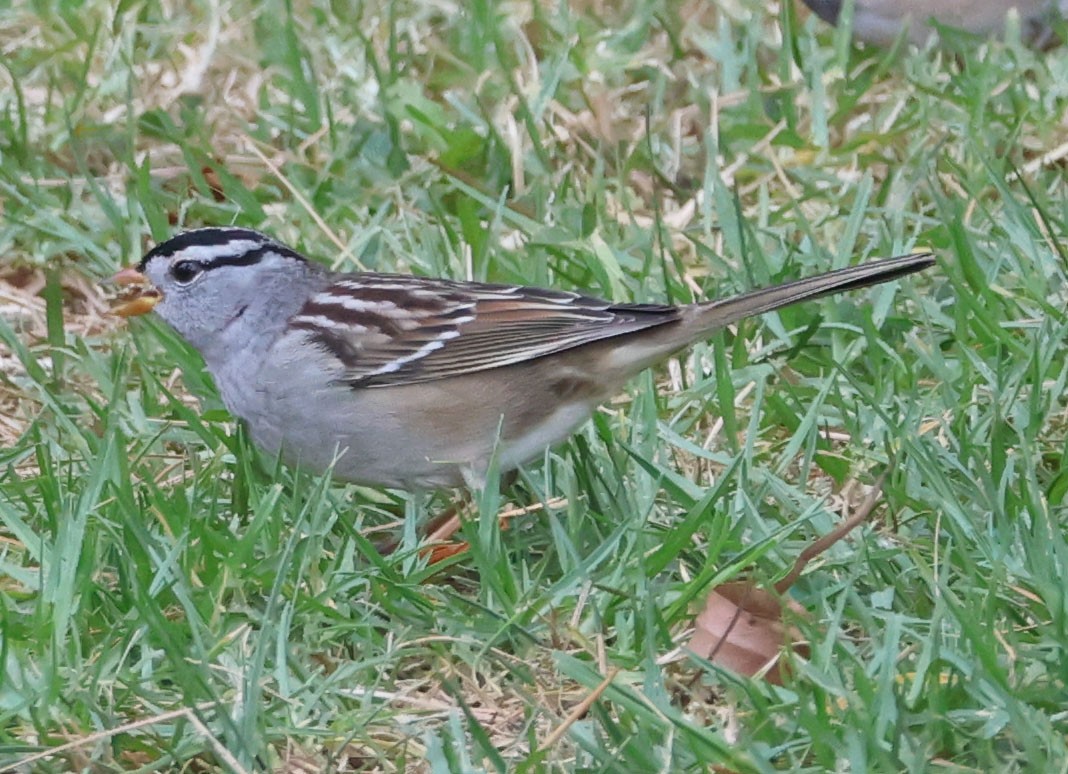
[
  {"x1": 200, "y1": 245, "x2": 270, "y2": 270},
  {"x1": 195, "y1": 244, "x2": 309, "y2": 271}
]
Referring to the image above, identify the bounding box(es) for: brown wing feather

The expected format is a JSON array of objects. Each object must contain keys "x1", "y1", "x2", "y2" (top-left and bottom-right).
[{"x1": 288, "y1": 273, "x2": 681, "y2": 388}]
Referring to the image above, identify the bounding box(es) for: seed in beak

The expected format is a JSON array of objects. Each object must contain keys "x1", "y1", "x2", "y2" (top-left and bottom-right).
[
  {"x1": 107, "y1": 268, "x2": 161, "y2": 317},
  {"x1": 110, "y1": 293, "x2": 160, "y2": 317}
]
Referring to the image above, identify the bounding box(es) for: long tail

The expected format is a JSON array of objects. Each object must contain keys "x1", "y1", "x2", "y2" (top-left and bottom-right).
[{"x1": 687, "y1": 252, "x2": 935, "y2": 333}]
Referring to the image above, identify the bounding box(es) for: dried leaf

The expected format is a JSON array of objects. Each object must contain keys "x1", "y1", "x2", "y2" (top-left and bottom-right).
[
  {"x1": 690, "y1": 473, "x2": 890, "y2": 684},
  {"x1": 689, "y1": 581, "x2": 808, "y2": 685}
]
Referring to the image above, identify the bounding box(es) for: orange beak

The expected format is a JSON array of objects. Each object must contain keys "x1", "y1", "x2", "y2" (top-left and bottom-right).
[{"x1": 108, "y1": 268, "x2": 162, "y2": 317}]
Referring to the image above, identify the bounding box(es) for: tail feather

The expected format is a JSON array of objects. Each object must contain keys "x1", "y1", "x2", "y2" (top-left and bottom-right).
[{"x1": 688, "y1": 252, "x2": 935, "y2": 334}]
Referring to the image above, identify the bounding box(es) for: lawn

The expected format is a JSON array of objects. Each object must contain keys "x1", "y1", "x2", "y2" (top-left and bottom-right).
[{"x1": 2, "y1": 0, "x2": 1067, "y2": 771}]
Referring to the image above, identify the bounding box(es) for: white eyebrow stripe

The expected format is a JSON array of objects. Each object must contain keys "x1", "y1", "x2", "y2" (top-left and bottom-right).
[{"x1": 166, "y1": 239, "x2": 264, "y2": 263}]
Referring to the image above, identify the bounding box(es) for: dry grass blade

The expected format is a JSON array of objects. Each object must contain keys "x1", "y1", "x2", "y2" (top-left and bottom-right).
[{"x1": 1, "y1": 705, "x2": 246, "y2": 774}]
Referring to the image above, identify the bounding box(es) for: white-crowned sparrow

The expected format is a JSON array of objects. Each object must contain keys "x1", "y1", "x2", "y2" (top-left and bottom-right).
[
  {"x1": 801, "y1": 0, "x2": 1065, "y2": 48},
  {"x1": 110, "y1": 227, "x2": 934, "y2": 490}
]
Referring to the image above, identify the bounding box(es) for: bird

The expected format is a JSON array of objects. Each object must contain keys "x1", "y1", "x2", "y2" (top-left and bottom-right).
[
  {"x1": 800, "y1": 0, "x2": 1064, "y2": 48},
  {"x1": 109, "y1": 227, "x2": 934, "y2": 491}
]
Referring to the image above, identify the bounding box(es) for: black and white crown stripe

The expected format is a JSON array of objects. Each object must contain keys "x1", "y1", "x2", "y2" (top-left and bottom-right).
[{"x1": 138, "y1": 228, "x2": 308, "y2": 273}]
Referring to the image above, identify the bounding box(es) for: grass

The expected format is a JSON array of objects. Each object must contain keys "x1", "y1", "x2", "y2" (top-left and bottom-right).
[{"x1": 2, "y1": 0, "x2": 1067, "y2": 770}]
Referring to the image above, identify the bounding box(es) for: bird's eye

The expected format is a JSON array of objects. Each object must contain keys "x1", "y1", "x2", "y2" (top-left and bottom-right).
[{"x1": 170, "y1": 260, "x2": 203, "y2": 284}]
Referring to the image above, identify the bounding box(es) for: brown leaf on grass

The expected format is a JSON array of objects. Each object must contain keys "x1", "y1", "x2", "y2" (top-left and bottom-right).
[
  {"x1": 689, "y1": 473, "x2": 889, "y2": 684},
  {"x1": 689, "y1": 581, "x2": 808, "y2": 685}
]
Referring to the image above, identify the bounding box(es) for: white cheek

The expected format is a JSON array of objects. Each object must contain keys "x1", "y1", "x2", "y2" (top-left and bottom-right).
[
  {"x1": 152, "y1": 289, "x2": 210, "y2": 344},
  {"x1": 152, "y1": 293, "x2": 176, "y2": 321}
]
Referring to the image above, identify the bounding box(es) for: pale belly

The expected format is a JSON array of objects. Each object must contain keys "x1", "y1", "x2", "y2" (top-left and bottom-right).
[{"x1": 234, "y1": 357, "x2": 603, "y2": 490}]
